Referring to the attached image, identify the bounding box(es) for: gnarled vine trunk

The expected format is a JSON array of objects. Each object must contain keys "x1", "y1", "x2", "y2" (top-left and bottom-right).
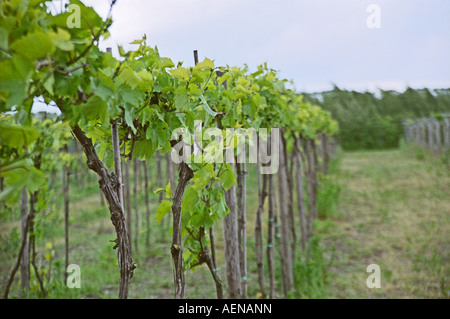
[
  {"x1": 72, "y1": 125, "x2": 135, "y2": 299},
  {"x1": 171, "y1": 161, "x2": 194, "y2": 299}
]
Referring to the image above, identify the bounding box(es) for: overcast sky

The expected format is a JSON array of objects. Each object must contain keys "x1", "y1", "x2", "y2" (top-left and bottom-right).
[{"x1": 65, "y1": 0, "x2": 450, "y2": 93}]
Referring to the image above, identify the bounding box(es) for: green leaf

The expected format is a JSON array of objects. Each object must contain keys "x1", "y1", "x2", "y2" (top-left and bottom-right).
[
  {"x1": 91, "y1": 77, "x2": 115, "y2": 101},
  {"x1": 194, "y1": 58, "x2": 214, "y2": 71},
  {"x1": 175, "y1": 112, "x2": 187, "y2": 128},
  {"x1": 170, "y1": 66, "x2": 190, "y2": 82},
  {"x1": 0, "y1": 56, "x2": 33, "y2": 108},
  {"x1": 87, "y1": 123, "x2": 110, "y2": 145},
  {"x1": 119, "y1": 89, "x2": 141, "y2": 108},
  {"x1": 218, "y1": 73, "x2": 231, "y2": 85},
  {"x1": 165, "y1": 182, "x2": 172, "y2": 199},
  {"x1": 136, "y1": 69, "x2": 154, "y2": 88},
  {"x1": 10, "y1": 31, "x2": 55, "y2": 60},
  {"x1": 0, "y1": 166, "x2": 45, "y2": 205},
  {"x1": 117, "y1": 64, "x2": 142, "y2": 89},
  {"x1": 48, "y1": 28, "x2": 74, "y2": 51},
  {"x1": 214, "y1": 198, "x2": 229, "y2": 219},
  {"x1": 188, "y1": 84, "x2": 202, "y2": 99},
  {"x1": 174, "y1": 87, "x2": 190, "y2": 112},
  {"x1": 154, "y1": 200, "x2": 172, "y2": 224},
  {"x1": 158, "y1": 57, "x2": 175, "y2": 69},
  {"x1": 151, "y1": 123, "x2": 168, "y2": 148},
  {"x1": 124, "y1": 106, "x2": 137, "y2": 134},
  {"x1": 77, "y1": 96, "x2": 107, "y2": 124},
  {"x1": 118, "y1": 45, "x2": 127, "y2": 57},
  {"x1": 0, "y1": 122, "x2": 41, "y2": 148},
  {"x1": 181, "y1": 187, "x2": 199, "y2": 213},
  {"x1": 43, "y1": 73, "x2": 55, "y2": 95},
  {"x1": 220, "y1": 165, "x2": 236, "y2": 191},
  {"x1": 197, "y1": 163, "x2": 214, "y2": 180},
  {"x1": 190, "y1": 211, "x2": 213, "y2": 229},
  {"x1": 130, "y1": 39, "x2": 144, "y2": 45},
  {"x1": 132, "y1": 140, "x2": 155, "y2": 161}
]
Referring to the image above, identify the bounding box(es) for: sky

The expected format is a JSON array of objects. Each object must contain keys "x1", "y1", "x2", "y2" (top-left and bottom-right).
[
  {"x1": 40, "y1": 0, "x2": 450, "y2": 100},
  {"x1": 73, "y1": 0, "x2": 450, "y2": 94}
]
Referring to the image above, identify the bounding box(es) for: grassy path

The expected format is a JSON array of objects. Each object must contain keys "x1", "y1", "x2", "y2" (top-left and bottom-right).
[{"x1": 321, "y1": 149, "x2": 449, "y2": 298}]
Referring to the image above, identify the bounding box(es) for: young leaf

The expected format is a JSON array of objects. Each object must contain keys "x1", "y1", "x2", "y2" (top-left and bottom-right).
[
  {"x1": 220, "y1": 165, "x2": 236, "y2": 191},
  {"x1": 194, "y1": 58, "x2": 214, "y2": 71},
  {"x1": 154, "y1": 200, "x2": 172, "y2": 224},
  {"x1": 170, "y1": 66, "x2": 190, "y2": 82},
  {"x1": 48, "y1": 28, "x2": 74, "y2": 51},
  {"x1": 165, "y1": 182, "x2": 172, "y2": 199}
]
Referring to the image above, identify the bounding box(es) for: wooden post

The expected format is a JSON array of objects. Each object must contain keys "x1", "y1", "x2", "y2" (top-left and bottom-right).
[
  {"x1": 133, "y1": 158, "x2": 139, "y2": 254},
  {"x1": 215, "y1": 58, "x2": 242, "y2": 299},
  {"x1": 277, "y1": 131, "x2": 294, "y2": 298},
  {"x1": 236, "y1": 161, "x2": 247, "y2": 298},
  {"x1": 403, "y1": 120, "x2": 410, "y2": 144},
  {"x1": 222, "y1": 168, "x2": 242, "y2": 298},
  {"x1": 434, "y1": 118, "x2": 441, "y2": 154},
  {"x1": 427, "y1": 119, "x2": 434, "y2": 153},
  {"x1": 267, "y1": 172, "x2": 276, "y2": 299},
  {"x1": 193, "y1": 49, "x2": 199, "y2": 65},
  {"x1": 305, "y1": 138, "x2": 317, "y2": 238},
  {"x1": 144, "y1": 162, "x2": 151, "y2": 249},
  {"x1": 255, "y1": 155, "x2": 267, "y2": 298},
  {"x1": 294, "y1": 136, "x2": 308, "y2": 250},
  {"x1": 284, "y1": 135, "x2": 296, "y2": 262},
  {"x1": 63, "y1": 146, "x2": 70, "y2": 283},
  {"x1": 108, "y1": 47, "x2": 124, "y2": 210},
  {"x1": 444, "y1": 116, "x2": 450, "y2": 150},
  {"x1": 420, "y1": 121, "x2": 426, "y2": 147}
]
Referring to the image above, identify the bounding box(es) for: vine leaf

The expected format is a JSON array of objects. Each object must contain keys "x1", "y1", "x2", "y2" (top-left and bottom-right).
[{"x1": 154, "y1": 200, "x2": 172, "y2": 224}]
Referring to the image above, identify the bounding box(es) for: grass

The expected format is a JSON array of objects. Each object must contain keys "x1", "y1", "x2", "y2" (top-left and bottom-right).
[
  {"x1": 291, "y1": 234, "x2": 330, "y2": 299},
  {"x1": 1, "y1": 147, "x2": 448, "y2": 298},
  {"x1": 322, "y1": 149, "x2": 450, "y2": 298},
  {"x1": 317, "y1": 157, "x2": 342, "y2": 219}
]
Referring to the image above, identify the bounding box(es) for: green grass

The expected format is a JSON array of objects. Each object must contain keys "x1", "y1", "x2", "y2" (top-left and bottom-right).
[
  {"x1": 291, "y1": 234, "x2": 331, "y2": 299},
  {"x1": 317, "y1": 157, "x2": 341, "y2": 219},
  {"x1": 1, "y1": 147, "x2": 448, "y2": 299},
  {"x1": 322, "y1": 149, "x2": 450, "y2": 298}
]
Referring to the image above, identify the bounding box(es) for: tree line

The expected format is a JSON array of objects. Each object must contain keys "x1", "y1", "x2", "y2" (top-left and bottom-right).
[{"x1": 303, "y1": 86, "x2": 450, "y2": 150}]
